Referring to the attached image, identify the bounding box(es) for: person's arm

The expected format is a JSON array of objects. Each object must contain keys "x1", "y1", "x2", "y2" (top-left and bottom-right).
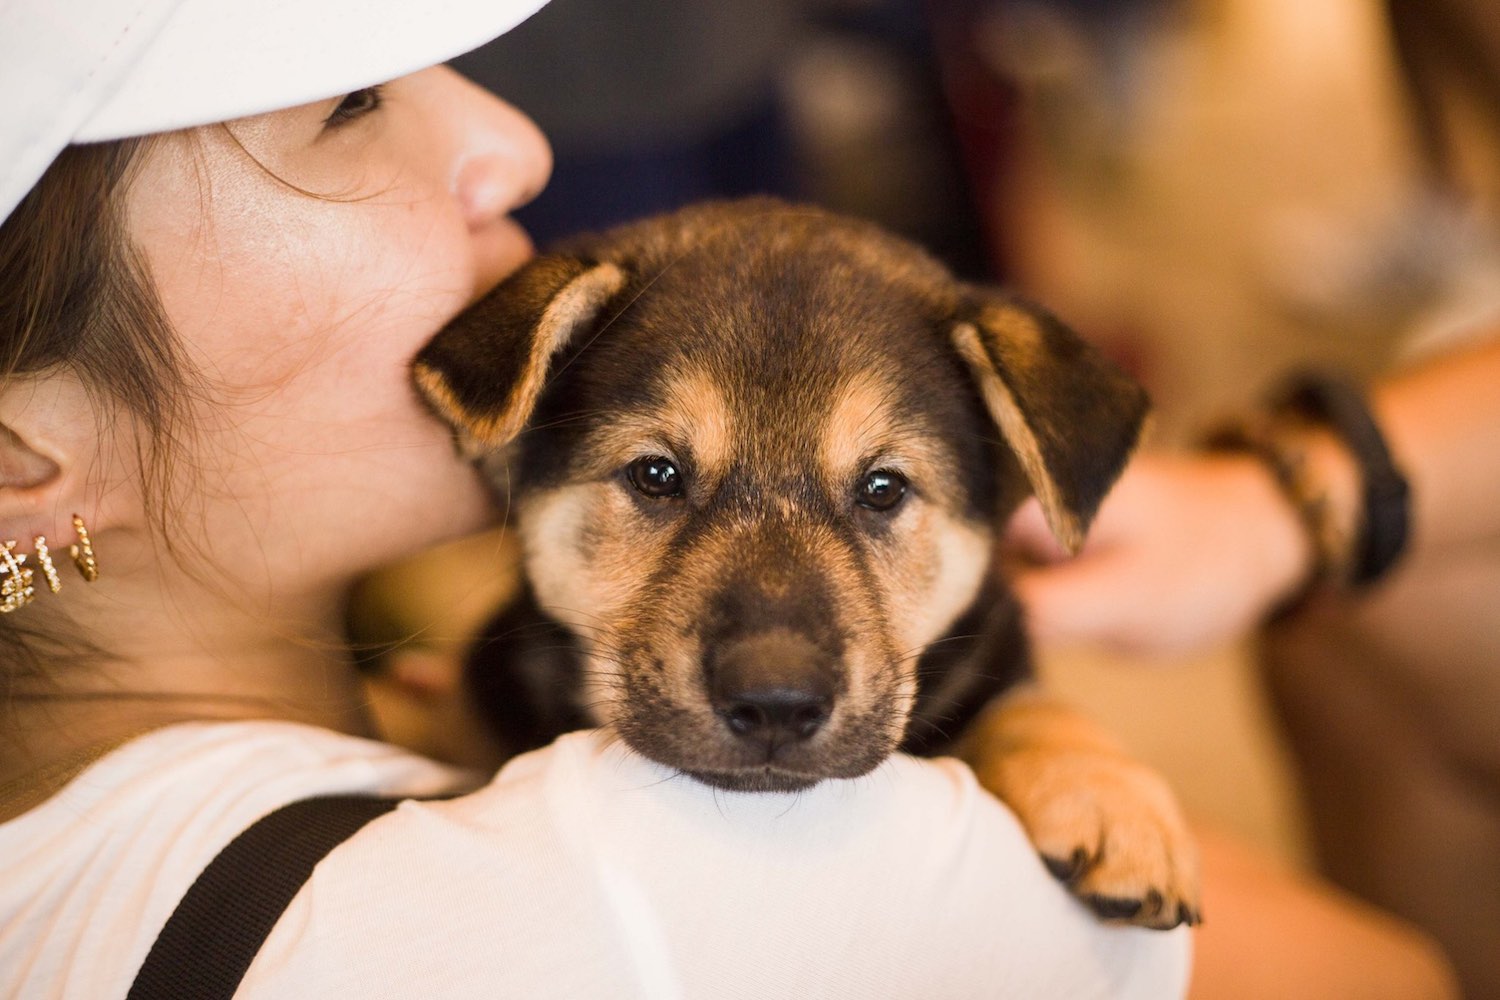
[
  {"x1": 1007, "y1": 332, "x2": 1500, "y2": 656},
  {"x1": 1375, "y1": 334, "x2": 1500, "y2": 551},
  {"x1": 1188, "y1": 825, "x2": 1459, "y2": 1000}
]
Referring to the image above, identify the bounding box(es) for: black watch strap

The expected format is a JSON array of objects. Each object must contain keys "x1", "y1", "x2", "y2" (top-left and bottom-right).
[
  {"x1": 127, "y1": 794, "x2": 405, "y2": 1000},
  {"x1": 1274, "y1": 372, "x2": 1412, "y2": 586}
]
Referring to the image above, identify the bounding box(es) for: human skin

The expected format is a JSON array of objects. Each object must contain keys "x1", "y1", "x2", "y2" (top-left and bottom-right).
[
  {"x1": 1257, "y1": 339, "x2": 1500, "y2": 997},
  {"x1": 1006, "y1": 335, "x2": 1500, "y2": 656},
  {"x1": 1005, "y1": 335, "x2": 1500, "y2": 995},
  {"x1": 0, "y1": 67, "x2": 551, "y2": 804},
  {"x1": 1187, "y1": 825, "x2": 1457, "y2": 1000}
]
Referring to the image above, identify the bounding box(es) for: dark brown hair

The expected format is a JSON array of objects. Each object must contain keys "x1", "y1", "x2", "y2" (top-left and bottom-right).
[{"x1": 0, "y1": 139, "x2": 194, "y2": 674}]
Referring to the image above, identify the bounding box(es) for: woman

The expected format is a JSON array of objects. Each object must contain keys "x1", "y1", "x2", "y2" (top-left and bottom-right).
[{"x1": 0, "y1": 2, "x2": 1187, "y2": 997}]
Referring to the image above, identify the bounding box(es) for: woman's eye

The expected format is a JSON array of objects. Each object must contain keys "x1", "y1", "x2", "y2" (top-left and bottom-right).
[
  {"x1": 323, "y1": 86, "x2": 385, "y2": 128},
  {"x1": 855, "y1": 469, "x2": 908, "y2": 512},
  {"x1": 627, "y1": 456, "x2": 684, "y2": 499}
]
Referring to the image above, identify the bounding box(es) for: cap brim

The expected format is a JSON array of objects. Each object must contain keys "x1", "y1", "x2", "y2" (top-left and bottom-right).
[{"x1": 76, "y1": 0, "x2": 550, "y2": 142}]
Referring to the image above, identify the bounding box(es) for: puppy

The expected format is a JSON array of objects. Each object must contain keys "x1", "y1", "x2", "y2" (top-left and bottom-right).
[{"x1": 415, "y1": 198, "x2": 1200, "y2": 929}]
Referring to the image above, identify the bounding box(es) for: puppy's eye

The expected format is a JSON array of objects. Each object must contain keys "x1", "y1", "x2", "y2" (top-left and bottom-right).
[
  {"x1": 855, "y1": 469, "x2": 907, "y2": 512},
  {"x1": 627, "y1": 456, "x2": 684, "y2": 499}
]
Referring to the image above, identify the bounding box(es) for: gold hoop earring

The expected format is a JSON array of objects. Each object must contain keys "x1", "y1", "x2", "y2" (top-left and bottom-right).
[
  {"x1": 0, "y1": 541, "x2": 35, "y2": 613},
  {"x1": 33, "y1": 536, "x2": 62, "y2": 594},
  {"x1": 68, "y1": 515, "x2": 99, "y2": 583}
]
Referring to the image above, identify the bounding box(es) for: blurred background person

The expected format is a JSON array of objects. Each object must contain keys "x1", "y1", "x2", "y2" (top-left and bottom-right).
[{"x1": 954, "y1": 0, "x2": 1499, "y2": 995}]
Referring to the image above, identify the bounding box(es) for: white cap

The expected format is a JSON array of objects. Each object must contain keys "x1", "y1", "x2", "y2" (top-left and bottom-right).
[{"x1": 0, "y1": 0, "x2": 551, "y2": 226}]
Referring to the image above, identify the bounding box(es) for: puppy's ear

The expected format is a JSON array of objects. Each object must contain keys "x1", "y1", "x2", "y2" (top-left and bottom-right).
[
  {"x1": 413, "y1": 256, "x2": 627, "y2": 455},
  {"x1": 951, "y1": 295, "x2": 1148, "y2": 554}
]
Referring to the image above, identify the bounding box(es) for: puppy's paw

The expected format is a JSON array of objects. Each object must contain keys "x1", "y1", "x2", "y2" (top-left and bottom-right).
[{"x1": 978, "y1": 747, "x2": 1202, "y2": 930}]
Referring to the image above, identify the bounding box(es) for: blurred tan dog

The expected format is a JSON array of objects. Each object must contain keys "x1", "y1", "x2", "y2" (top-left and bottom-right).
[{"x1": 415, "y1": 198, "x2": 1199, "y2": 929}]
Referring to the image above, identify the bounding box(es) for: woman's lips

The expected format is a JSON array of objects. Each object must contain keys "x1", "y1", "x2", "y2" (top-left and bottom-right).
[{"x1": 469, "y1": 215, "x2": 534, "y2": 303}]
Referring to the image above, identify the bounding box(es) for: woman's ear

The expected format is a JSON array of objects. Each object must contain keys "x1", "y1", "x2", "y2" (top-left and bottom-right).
[
  {"x1": 0, "y1": 424, "x2": 61, "y2": 493},
  {"x1": 0, "y1": 374, "x2": 101, "y2": 539},
  {"x1": 950, "y1": 294, "x2": 1149, "y2": 555},
  {"x1": 412, "y1": 255, "x2": 627, "y2": 457}
]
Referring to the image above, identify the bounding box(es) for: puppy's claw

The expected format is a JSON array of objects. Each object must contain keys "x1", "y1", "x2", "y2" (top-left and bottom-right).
[
  {"x1": 1084, "y1": 894, "x2": 1144, "y2": 922},
  {"x1": 1043, "y1": 846, "x2": 1092, "y2": 884},
  {"x1": 1083, "y1": 892, "x2": 1202, "y2": 929},
  {"x1": 972, "y1": 738, "x2": 1203, "y2": 931},
  {"x1": 1074, "y1": 886, "x2": 1201, "y2": 929}
]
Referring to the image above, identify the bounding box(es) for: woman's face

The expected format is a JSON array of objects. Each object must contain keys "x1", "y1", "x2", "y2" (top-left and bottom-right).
[{"x1": 124, "y1": 67, "x2": 550, "y2": 594}]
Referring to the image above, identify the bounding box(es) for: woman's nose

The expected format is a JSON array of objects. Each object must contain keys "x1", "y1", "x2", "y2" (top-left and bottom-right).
[{"x1": 433, "y1": 68, "x2": 552, "y2": 230}]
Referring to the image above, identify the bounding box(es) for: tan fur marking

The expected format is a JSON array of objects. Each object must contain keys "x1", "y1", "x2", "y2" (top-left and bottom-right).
[
  {"x1": 883, "y1": 508, "x2": 992, "y2": 656},
  {"x1": 570, "y1": 423, "x2": 674, "y2": 479},
  {"x1": 976, "y1": 303, "x2": 1045, "y2": 365},
  {"x1": 952, "y1": 322, "x2": 1085, "y2": 553},
  {"x1": 412, "y1": 363, "x2": 481, "y2": 455},
  {"x1": 818, "y1": 374, "x2": 966, "y2": 513},
  {"x1": 565, "y1": 372, "x2": 734, "y2": 485},
  {"x1": 820, "y1": 373, "x2": 897, "y2": 485},
  {"x1": 661, "y1": 373, "x2": 735, "y2": 478},
  {"x1": 519, "y1": 481, "x2": 655, "y2": 634}
]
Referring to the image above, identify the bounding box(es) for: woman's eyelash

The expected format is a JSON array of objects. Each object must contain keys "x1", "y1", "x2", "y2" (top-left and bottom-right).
[{"x1": 323, "y1": 85, "x2": 385, "y2": 128}]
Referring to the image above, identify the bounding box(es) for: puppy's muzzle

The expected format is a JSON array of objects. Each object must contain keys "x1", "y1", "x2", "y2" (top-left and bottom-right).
[{"x1": 708, "y1": 630, "x2": 836, "y2": 755}]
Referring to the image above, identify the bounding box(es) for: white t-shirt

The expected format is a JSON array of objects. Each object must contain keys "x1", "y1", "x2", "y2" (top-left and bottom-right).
[{"x1": 0, "y1": 721, "x2": 1190, "y2": 998}]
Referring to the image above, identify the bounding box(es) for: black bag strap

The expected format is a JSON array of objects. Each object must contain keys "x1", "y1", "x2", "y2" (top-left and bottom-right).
[{"x1": 127, "y1": 794, "x2": 405, "y2": 1000}]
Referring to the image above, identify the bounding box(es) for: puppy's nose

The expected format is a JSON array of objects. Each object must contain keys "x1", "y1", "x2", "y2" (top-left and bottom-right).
[{"x1": 709, "y1": 632, "x2": 836, "y2": 746}]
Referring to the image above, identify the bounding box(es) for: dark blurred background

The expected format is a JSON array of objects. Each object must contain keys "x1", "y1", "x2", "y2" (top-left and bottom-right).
[{"x1": 451, "y1": 0, "x2": 993, "y2": 278}]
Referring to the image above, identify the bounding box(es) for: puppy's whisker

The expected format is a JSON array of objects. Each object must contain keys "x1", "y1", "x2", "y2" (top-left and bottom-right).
[
  {"x1": 504, "y1": 646, "x2": 601, "y2": 660},
  {"x1": 547, "y1": 247, "x2": 695, "y2": 385},
  {"x1": 910, "y1": 717, "x2": 955, "y2": 744},
  {"x1": 478, "y1": 619, "x2": 584, "y2": 641},
  {"x1": 541, "y1": 620, "x2": 609, "y2": 638},
  {"x1": 519, "y1": 409, "x2": 618, "y2": 434},
  {"x1": 552, "y1": 621, "x2": 611, "y2": 640},
  {"x1": 538, "y1": 603, "x2": 614, "y2": 629},
  {"x1": 896, "y1": 633, "x2": 987, "y2": 666}
]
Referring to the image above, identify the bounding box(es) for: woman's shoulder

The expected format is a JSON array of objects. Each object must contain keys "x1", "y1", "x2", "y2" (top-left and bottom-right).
[
  {"x1": 244, "y1": 731, "x2": 1192, "y2": 999},
  {"x1": 0, "y1": 719, "x2": 467, "y2": 999},
  {"x1": 4, "y1": 718, "x2": 468, "y2": 840},
  {"x1": 2, "y1": 725, "x2": 1189, "y2": 999}
]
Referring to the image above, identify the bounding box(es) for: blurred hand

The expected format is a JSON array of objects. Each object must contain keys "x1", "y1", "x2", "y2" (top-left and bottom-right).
[{"x1": 1004, "y1": 453, "x2": 1313, "y2": 658}]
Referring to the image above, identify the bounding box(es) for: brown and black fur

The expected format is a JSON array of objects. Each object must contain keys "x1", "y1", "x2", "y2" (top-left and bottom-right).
[{"x1": 416, "y1": 198, "x2": 1199, "y2": 929}]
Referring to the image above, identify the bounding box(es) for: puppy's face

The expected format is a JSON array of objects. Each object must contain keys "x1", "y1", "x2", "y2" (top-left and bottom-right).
[
  {"x1": 513, "y1": 278, "x2": 1004, "y2": 790},
  {"x1": 416, "y1": 200, "x2": 1146, "y2": 791}
]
